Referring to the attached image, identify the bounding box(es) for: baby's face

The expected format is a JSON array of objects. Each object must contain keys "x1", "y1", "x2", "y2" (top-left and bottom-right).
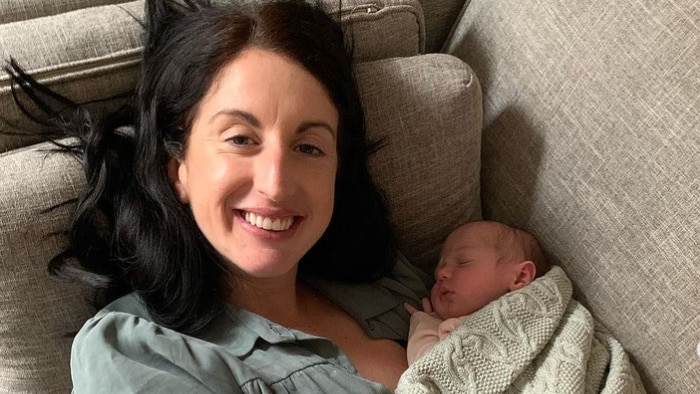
[{"x1": 430, "y1": 225, "x2": 514, "y2": 319}]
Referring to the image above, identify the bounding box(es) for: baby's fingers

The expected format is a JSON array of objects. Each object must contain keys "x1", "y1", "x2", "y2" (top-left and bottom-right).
[
  {"x1": 421, "y1": 297, "x2": 433, "y2": 313},
  {"x1": 404, "y1": 302, "x2": 419, "y2": 315}
]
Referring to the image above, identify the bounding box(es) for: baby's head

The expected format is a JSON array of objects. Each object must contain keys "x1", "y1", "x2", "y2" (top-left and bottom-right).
[{"x1": 430, "y1": 221, "x2": 550, "y2": 319}]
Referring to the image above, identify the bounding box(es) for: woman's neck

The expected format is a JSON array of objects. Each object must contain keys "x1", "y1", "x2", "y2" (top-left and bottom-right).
[{"x1": 225, "y1": 269, "x2": 310, "y2": 326}]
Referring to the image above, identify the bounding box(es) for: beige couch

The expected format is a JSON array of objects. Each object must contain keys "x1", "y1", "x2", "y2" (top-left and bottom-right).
[{"x1": 0, "y1": 0, "x2": 697, "y2": 393}]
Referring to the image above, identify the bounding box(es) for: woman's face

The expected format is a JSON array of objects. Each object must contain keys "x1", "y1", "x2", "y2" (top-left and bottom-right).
[{"x1": 170, "y1": 49, "x2": 339, "y2": 279}]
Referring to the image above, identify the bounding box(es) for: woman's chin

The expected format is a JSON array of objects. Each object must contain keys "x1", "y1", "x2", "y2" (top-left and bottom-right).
[{"x1": 224, "y1": 250, "x2": 300, "y2": 279}]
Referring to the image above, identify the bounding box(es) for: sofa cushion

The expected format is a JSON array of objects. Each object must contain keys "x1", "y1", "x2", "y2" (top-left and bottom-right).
[
  {"x1": 0, "y1": 141, "x2": 92, "y2": 394},
  {"x1": 0, "y1": 0, "x2": 425, "y2": 153},
  {"x1": 357, "y1": 54, "x2": 482, "y2": 273},
  {"x1": 326, "y1": 0, "x2": 425, "y2": 60},
  {"x1": 445, "y1": 0, "x2": 700, "y2": 392},
  {"x1": 0, "y1": 53, "x2": 481, "y2": 393},
  {"x1": 0, "y1": 0, "x2": 132, "y2": 23},
  {"x1": 0, "y1": 1, "x2": 144, "y2": 153}
]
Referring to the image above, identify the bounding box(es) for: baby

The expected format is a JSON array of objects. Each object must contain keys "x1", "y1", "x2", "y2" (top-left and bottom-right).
[{"x1": 404, "y1": 220, "x2": 551, "y2": 364}]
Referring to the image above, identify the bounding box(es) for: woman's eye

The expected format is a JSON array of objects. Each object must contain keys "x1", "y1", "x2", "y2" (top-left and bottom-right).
[
  {"x1": 296, "y1": 143, "x2": 323, "y2": 156},
  {"x1": 226, "y1": 135, "x2": 253, "y2": 145}
]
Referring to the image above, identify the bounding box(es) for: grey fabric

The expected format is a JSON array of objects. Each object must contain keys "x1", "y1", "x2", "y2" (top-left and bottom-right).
[
  {"x1": 445, "y1": 1, "x2": 700, "y2": 393},
  {"x1": 0, "y1": 0, "x2": 131, "y2": 23},
  {"x1": 0, "y1": 140, "x2": 94, "y2": 394},
  {"x1": 211, "y1": 0, "x2": 426, "y2": 59},
  {"x1": 356, "y1": 54, "x2": 483, "y2": 273},
  {"x1": 337, "y1": 0, "x2": 425, "y2": 60},
  {"x1": 418, "y1": 0, "x2": 467, "y2": 52},
  {"x1": 0, "y1": 1, "x2": 144, "y2": 153},
  {"x1": 0, "y1": 0, "x2": 424, "y2": 153}
]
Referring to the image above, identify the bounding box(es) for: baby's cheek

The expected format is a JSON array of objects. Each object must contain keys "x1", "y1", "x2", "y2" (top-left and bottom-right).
[{"x1": 429, "y1": 286, "x2": 440, "y2": 304}]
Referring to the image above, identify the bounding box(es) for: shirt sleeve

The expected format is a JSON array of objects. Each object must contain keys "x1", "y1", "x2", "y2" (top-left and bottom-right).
[
  {"x1": 71, "y1": 311, "x2": 248, "y2": 394},
  {"x1": 406, "y1": 312, "x2": 443, "y2": 365}
]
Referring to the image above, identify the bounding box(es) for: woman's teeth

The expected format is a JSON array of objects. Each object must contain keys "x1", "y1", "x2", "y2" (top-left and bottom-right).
[{"x1": 244, "y1": 212, "x2": 294, "y2": 231}]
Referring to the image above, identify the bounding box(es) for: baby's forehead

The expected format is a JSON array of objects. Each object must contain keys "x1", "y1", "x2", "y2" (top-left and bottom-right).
[
  {"x1": 442, "y1": 233, "x2": 498, "y2": 255},
  {"x1": 440, "y1": 222, "x2": 514, "y2": 260},
  {"x1": 447, "y1": 222, "x2": 503, "y2": 245}
]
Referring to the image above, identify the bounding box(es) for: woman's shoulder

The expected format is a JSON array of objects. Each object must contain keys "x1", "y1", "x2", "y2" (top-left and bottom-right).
[
  {"x1": 73, "y1": 293, "x2": 154, "y2": 351},
  {"x1": 71, "y1": 293, "x2": 172, "y2": 370},
  {"x1": 72, "y1": 293, "x2": 157, "y2": 346},
  {"x1": 94, "y1": 292, "x2": 151, "y2": 319},
  {"x1": 71, "y1": 293, "x2": 252, "y2": 393},
  {"x1": 70, "y1": 293, "x2": 391, "y2": 394}
]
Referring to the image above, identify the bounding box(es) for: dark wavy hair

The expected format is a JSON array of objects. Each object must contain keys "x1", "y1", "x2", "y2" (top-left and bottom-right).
[{"x1": 3, "y1": 0, "x2": 395, "y2": 334}]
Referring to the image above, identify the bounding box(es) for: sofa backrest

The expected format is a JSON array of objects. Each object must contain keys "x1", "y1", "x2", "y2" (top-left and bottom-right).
[
  {"x1": 445, "y1": 1, "x2": 700, "y2": 393},
  {"x1": 0, "y1": 0, "x2": 427, "y2": 153},
  {"x1": 0, "y1": 0, "x2": 132, "y2": 23}
]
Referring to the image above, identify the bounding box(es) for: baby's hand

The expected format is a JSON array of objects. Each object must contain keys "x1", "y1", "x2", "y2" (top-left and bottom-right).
[
  {"x1": 404, "y1": 302, "x2": 420, "y2": 315},
  {"x1": 404, "y1": 297, "x2": 440, "y2": 318}
]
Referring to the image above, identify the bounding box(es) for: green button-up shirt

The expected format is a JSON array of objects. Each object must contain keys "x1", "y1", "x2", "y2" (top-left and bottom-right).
[{"x1": 71, "y1": 255, "x2": 431, "y2": 393}]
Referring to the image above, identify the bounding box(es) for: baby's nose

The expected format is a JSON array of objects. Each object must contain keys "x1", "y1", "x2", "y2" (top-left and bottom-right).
[{"x1": 435, "y1": 265, "x2": 451, "y2": 280}]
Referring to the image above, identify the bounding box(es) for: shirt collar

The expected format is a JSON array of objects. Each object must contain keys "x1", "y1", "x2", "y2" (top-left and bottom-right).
[{"x1": 200, "y1": 305, "x2": 322, "y2": 357}]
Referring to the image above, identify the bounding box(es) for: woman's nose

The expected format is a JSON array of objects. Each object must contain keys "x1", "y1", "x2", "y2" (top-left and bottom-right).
[{"x1": 254, "y1": 145, "x2": 294, "y2": 202}]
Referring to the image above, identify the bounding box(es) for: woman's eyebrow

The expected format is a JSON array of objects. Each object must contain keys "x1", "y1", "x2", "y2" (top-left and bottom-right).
[
  {"x1": 297, "y1": 121, "x2": 337, "y2": 140},
  {"x1": 211, "y1": 109, "x2": 336, "y2": 139},
  {"x1": 210, "y1": 109, "x2": 260, "y2": 127}
]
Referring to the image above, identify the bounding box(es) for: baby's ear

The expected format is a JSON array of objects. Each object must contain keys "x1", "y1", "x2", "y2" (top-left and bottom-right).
[{"x1": 509, "y1": 261, "x2": 536, "y2": 291}]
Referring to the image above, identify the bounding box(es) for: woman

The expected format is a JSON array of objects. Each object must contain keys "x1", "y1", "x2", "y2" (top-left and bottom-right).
[{"x1": 5, "y1": 0, "x2": 427, "y2": 392}]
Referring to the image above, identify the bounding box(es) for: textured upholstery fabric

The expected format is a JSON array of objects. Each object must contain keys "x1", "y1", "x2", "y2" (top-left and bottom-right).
[
  {"x1": 211, "y1": 0, "x2": 426, "y2": 60},
  {"x1": 0, "y1": 0, "x2": 131, "y2": 23},
  {"x1": 0, "y1": 142, "x2": 93, "y2": 394},
  {"x1": 0, "y1": 53, "x2": 482, "y2": 392},
  {"x1": 358, "y1": 54, "x2": 482, "y2": 272},
  {"x1": 0, "y1": 1, "x2": 144, "y2": 153},
  {"x1": 418, "y1": 0, "x2": 466, "y2": 52},
  {"x1": 0, "y1": 0, "x2": 424, "y2": 153},
  {"x1": 445, "y1": 1, "x2": 700, "y2": 393},
  {"x1": 333, "y1": 0, "x2": 425, "y2": 60}
]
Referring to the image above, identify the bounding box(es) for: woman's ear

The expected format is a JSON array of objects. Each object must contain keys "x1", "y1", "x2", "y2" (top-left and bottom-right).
[
  {"x1": 508, "y1": 260, "x2": 536, "y2": 291},
  {"x1": 167, "y1": 157, "x2": 189, "y2": 203}
]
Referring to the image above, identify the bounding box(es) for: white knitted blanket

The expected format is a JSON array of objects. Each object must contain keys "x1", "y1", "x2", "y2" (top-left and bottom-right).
[{"x1": 396, "y1": 266, "x2": 646, "y2": 394}]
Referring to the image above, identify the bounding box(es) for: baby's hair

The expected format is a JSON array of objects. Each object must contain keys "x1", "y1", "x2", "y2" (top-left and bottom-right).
[{"x1": 495, "y1": 223, "x2": 550, "y2": 278}]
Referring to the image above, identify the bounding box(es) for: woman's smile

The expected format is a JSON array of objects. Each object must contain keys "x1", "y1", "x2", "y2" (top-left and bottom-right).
[
  {"x1": 243, "y1": 211, "x2": 295, "y2": 232},
  {"x1": 236, "y1": 209, "x2": 303, "y2": 239}
]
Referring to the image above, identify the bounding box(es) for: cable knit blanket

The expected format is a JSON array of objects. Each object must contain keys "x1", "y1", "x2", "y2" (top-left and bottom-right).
[{"x1": 396, "y1": 266, "x2": 646, "y2": 394}]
